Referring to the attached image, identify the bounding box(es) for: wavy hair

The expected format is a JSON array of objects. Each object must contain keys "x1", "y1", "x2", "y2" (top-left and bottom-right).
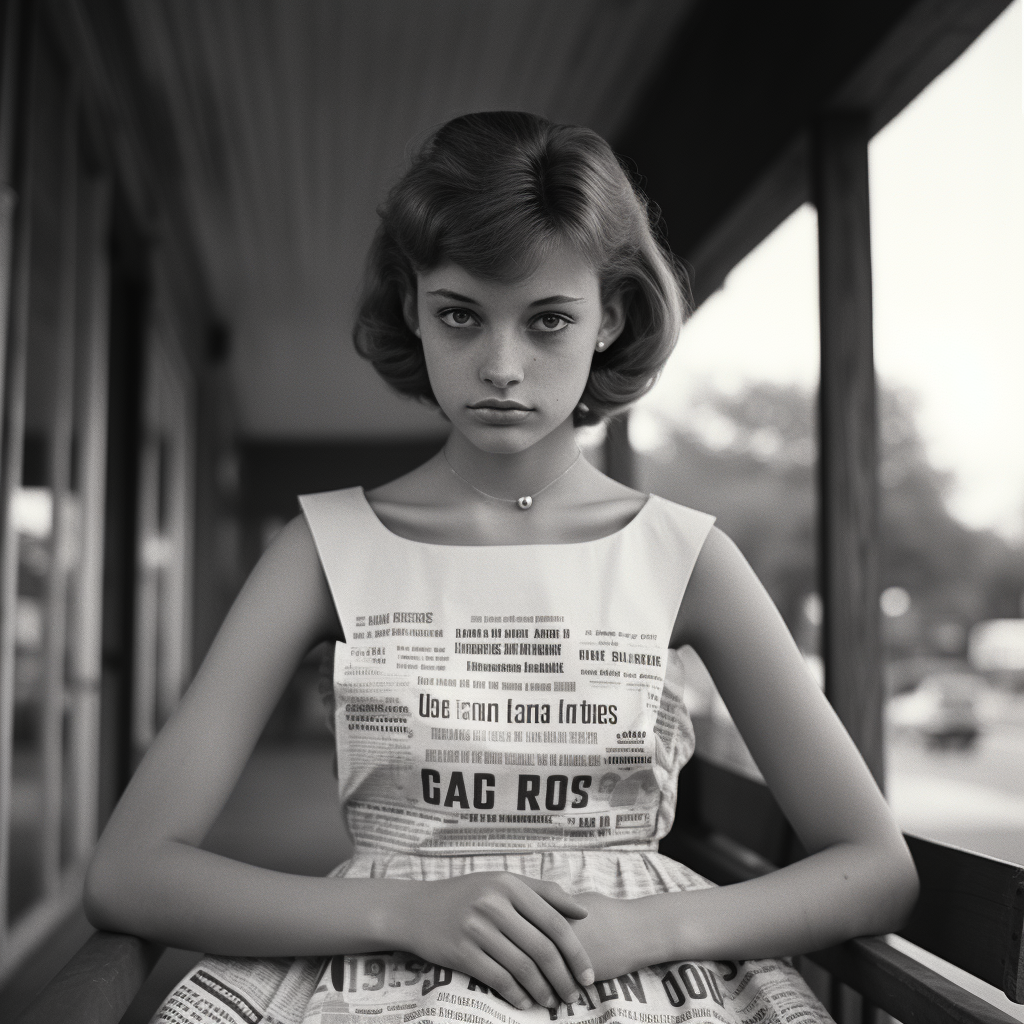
[{"x1": 353, "y1": 111, "x2": 690, "y2": 425}]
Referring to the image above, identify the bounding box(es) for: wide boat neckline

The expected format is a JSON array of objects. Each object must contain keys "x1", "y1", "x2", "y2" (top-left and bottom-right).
[{"x1": 356, "y1": 486, "x2": 655, "y2": 550}]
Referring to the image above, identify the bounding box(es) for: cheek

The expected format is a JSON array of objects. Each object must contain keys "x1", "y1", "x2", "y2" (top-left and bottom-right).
[
  {"x1": 547, "y1": 346, "x2": 594, "y2": 401},
  {"x1": 420, "y1": 340, "x2": 462, "y2": 395}
]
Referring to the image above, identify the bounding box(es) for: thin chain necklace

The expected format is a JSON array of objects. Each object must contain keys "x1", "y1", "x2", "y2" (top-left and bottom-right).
[{"x1": 442, "y1": 448, "x2": 582, "y2": 510}]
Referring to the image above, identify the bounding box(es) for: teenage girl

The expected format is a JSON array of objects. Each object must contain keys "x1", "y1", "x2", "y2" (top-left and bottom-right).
[{"x1": 86, "y1": 111, "x2": 918, "y2": 1024}]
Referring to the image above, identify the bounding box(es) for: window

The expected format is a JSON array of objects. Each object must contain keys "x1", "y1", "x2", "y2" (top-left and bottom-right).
[{"x1": 0, "y1": 27, "x2": 112, "y2": 966}]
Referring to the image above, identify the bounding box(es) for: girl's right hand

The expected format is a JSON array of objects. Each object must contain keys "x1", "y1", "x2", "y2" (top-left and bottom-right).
[{"x1": 398, "y1": 872, "x2": 595, "y2": 1010}]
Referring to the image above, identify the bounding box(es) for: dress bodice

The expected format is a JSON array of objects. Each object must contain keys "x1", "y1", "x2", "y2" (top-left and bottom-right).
[
  {"x1": 151, "y1": 490, "x2": 835, "y2": 1024},
  {"x1": 300, "y1": 487, "x2": 715, "y2": 856}
]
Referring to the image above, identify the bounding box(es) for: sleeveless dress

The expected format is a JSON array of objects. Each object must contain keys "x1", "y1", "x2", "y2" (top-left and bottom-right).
[{"x1": 150, "y1": 487, "x2": 833, "y2": 1024}]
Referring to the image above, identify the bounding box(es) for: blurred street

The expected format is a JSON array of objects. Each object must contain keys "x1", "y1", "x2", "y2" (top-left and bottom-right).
[{"x1": 888, "y1": 689, "x2": 1024, "y2": 864}]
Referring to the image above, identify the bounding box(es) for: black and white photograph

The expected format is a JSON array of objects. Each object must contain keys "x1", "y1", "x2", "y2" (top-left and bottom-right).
[{"x1": 0, "y1": 3, "x2": 1021, "y2": 1023}]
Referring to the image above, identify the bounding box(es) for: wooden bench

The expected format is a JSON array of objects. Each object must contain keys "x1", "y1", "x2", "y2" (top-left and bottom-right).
[
  {"x1": 14, "y1": 755, "x2": 1024, "y2": 1024},
  {"x1": 665, "y1": 757, "x2": 1024, "y2": 1023}
]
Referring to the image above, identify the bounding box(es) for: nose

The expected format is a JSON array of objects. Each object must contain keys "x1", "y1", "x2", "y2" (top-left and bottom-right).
[{"x1": 479, "y1": 327, "x2": 525, "y2": 390}]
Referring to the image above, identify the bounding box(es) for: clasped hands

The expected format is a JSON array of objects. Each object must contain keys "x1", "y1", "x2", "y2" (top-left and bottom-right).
[{"x1": 400, "y1": 872, "x2": 646, "y2": 1011}]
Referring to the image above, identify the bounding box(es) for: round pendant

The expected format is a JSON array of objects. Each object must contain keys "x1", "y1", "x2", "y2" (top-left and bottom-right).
[{"x1": 517, "y1": 495, "x2": 533, "y2": 510}]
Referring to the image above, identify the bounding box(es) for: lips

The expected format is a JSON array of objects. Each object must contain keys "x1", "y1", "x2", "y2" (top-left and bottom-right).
[
  {"x1": 469, "y1": 400, "x2": 532, "y2": 411},
  {"x1": 467, "y1": 400, "x2": 533, "y2": 424}
]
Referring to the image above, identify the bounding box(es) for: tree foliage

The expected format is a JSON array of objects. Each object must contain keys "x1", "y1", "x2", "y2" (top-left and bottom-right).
[{"x1": 637, "y1": 382, "x2": 1024, "y2": 656}]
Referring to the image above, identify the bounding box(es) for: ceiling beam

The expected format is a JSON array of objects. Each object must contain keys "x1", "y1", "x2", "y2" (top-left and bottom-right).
[{"x1": 615, "y1": 0, "x2": 1013, "y2": 305}]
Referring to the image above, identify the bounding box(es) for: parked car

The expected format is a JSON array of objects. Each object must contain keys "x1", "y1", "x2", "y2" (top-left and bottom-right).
[{"x1": 886, "y1": 671, "x2": 984, "y2": 749}]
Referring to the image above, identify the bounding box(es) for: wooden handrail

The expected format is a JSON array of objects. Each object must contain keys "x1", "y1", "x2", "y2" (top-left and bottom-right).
[
  {"x1": 669, "y1": 756, "x2": 1024, "y2": 1004},
  {"x1": 664, "y1": 822, "x2": 1023, "y2": 1024},
  {"x1": 902, "y1": 834, "x2": 1024, "y2": 1003},
  {"x1": 664, "y1": 756, "x2": 1024, "y2": 1022},
  {"x1": 810, "y1": 936, "x2": 1020, "y2": 1024},
  {"x1": 13, "y1": 932, "x2": 163, "y2": 1024}
]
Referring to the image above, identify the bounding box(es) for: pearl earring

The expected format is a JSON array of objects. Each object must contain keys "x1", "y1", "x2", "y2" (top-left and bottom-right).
[{"x1": 596, "y1": 341, "x2": 606, "y2": 351}]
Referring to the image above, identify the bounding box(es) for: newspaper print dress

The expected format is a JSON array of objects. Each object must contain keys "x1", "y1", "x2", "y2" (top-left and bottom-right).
[{"x1": 151, "y1": 487, "x2": 833, "y2": 1024}]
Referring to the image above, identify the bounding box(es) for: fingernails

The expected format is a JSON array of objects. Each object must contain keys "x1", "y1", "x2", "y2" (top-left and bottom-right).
[
  {"x1": 545, "y1": 997, "x2": 557, "y2": 1009},
  {"x1": 518, "y1": 999, "x2": 533, "y2": 1011},
  {"x1": 580, "y1": 969, "x2": 595, "y2": 986},
  {"x1": 567, "y1": 991, "x2": 580, "y2": 1003}
]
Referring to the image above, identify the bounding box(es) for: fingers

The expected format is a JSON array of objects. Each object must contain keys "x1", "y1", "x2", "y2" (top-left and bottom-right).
[
  {"x1": 410, "y1": 874, "x2": 595, "y2": 1008},
  {"x1": 510, "y1": 880, "x2": 595, "y2": 988},
  {"x1": 462, "y1": 948, "x2": 534, "y2": 1011},
  {"x1": 475, "y1": 928, "x2": 565, "y2": 1008},
  {"x1": 493, "y1": 909, "x2": 582, "y2": 1004},
  {"x1": 519, "y1": 876, "x2": 589, "y2": 919}
]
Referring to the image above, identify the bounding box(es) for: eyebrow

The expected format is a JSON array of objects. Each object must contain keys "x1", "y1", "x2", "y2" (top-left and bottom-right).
[
  {"x1": 426, "y1": 288, "x2": 584, "y2": 306},
  {"x1": 426, "y1": 289, "x2": 479, "y2": 303},
  {"x1": 529, "y1": 295, "x2": 584, "y2": 306}
]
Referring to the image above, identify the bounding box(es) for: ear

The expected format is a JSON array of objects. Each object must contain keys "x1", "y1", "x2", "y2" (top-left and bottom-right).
[
  {"x1": 401, "y1": 280, "x2": 421, "y2": 338},
  {"x1": 595, "y1": 289, "x2": 626, "y2": 352}
]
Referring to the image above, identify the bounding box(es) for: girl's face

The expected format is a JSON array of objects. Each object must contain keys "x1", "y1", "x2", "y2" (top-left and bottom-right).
[{"x1": 409, "y1": 244, "x2": 625, "y2": 455}]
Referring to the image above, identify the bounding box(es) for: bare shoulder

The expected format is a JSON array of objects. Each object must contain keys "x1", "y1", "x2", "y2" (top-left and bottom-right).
[
  {"x1": 262, "y1": 510, "x2": 327, "y2": 573},
  {"x1": 682, "y1": 524, "x2": 750, "y2": 592},
  {"x1": 232, "y1": 512, "x2": 342, "y2": 642},
  {"x1": 671, "y1": 525, "x2": 770, "y2": 648}
]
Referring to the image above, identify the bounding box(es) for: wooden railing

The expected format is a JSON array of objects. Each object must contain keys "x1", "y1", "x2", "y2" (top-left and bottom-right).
[
  {"x1": 13, "y1": 755, "x2": 1024, "y2": 1024},
  {"x1": 665, "y1": 757, "x2": 1024, "y2": 1024}
]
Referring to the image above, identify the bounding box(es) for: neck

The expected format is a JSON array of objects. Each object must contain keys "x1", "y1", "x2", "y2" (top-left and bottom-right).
[{"x1": 443, "y1": 421, "x2": 580, "y2": 500}]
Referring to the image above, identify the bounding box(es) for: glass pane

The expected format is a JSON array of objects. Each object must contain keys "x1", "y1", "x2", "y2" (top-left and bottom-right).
[
  {"x1": 634, "y1": 204, "x2": 821, "y2": 779},
  {"x1": 133, "y1": 334, "x2": 194, "y2": 762},
  {"x1": 9, "y1": 36, "x2": 77, "y2": 925},
  {"x1": 10, "y1": 484, "x2": 51, "y2": 921},
  {"x1": 870, "y1": 1, "x2": 1024, "y2": 862}
]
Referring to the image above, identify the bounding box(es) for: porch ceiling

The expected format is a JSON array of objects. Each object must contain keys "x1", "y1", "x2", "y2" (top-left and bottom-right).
[{"x1": 123, "y1": 0, "x2": 697, "y2": 439}]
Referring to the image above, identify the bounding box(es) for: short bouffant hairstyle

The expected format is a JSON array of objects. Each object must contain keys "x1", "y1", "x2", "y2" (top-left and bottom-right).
[{"x1": 353, "y1": 111, "x2": 690, "y2": 425}]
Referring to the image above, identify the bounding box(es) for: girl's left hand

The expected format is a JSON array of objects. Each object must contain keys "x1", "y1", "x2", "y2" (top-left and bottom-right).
[{"x1": 567, "y1": 892, "x2": 658, "y2": 981}]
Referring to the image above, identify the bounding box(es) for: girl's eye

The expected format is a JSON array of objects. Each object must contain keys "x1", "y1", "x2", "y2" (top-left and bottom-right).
[
  {"x1": 438, "y1": 308, "x2": 479, "y2": 328},
  {"x1": 531, "y1": 313, "x2": 570, "y2": 333}
]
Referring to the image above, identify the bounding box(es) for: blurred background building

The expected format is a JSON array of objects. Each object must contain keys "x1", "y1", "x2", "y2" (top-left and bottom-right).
[{"x1": 0, "y1": 0, "x2": 1020, "y2": 1019}]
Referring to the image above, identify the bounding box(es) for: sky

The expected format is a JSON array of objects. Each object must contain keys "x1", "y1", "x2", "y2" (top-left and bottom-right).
[{"x1": 639, "y1": 0, "x2": 1024, "y2": 540}]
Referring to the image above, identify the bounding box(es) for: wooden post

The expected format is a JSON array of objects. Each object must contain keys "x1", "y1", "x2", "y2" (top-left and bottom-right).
[
  {"x1": 39, "y1": 79, "x2": 79, "y2": 898},
  {"x1": 132, "y1": 413, "x2": 159, "y2": 760},
  {"x1": 604, "y1": 413, "x2": 636, "y2": 489},
  {"x1": 66, "y1": 173, "x2": 111, "y2": 862},
  {"x1": 813, "y1": 113, "x2": 884, "y2": 788},
  {"x1": 0, "y1": 1, "x2": 34, "y2": 939}
]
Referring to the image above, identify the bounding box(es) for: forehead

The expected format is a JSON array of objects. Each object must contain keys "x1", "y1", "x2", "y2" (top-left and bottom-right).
[{"x1": 418, "y1": 244, "x2": 601, "y2": 306}]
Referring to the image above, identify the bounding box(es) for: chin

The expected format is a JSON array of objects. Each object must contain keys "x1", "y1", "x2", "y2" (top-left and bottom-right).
[
  {"x1": 469, "y1": 432, "x2": 539, "y2": 455},
  {"x1": 459, "y1": 423, "x2": 544, "y2": 455}
]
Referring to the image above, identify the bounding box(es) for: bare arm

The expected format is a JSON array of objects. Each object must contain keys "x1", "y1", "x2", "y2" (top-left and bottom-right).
[
  {"x1": 571, "y1": 527, "x2": 919, "y2": 975},
  {"x1": 86, "y1": 514, "x2": 357, "y2": 952},
  {"x1": 85, "y1": 516, "x2": 593, "y2": 1008}
]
